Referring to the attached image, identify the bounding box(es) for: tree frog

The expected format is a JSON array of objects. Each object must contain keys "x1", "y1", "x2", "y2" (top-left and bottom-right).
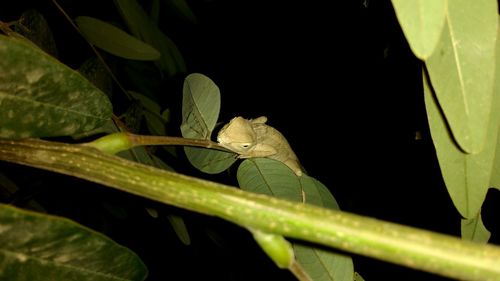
[{"x1": 217, "y1": 116, "x2": 303, "y2": 176}]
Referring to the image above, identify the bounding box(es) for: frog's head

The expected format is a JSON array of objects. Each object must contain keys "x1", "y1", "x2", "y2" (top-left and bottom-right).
[{"x1": 217, "y1": 117, "x2": 256, "y2": 153}]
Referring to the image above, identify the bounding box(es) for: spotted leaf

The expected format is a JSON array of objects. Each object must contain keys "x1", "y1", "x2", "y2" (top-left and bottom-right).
[{"x1": 0, "y1": 35, "x2": 112, "y2": 139}]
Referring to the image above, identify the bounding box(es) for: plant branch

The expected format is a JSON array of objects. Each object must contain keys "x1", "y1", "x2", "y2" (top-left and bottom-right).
[
  {"x1": 0, "y1": 138, "x2": 499, "y2": 281},
  {"x1": 83, "y1": 132, "x2": 232, "y2": 155}
]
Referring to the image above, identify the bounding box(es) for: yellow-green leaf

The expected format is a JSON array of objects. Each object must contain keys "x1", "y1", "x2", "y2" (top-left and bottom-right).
[
  {"x1": 76, "y1": 16, "x2": 160, "y2": 61},
  {"x1": 461, "y1": 212, "x2": 491, "y2": 243},
  {"x1": 391, "y1": 0, "x2": 446, "y2": 59},
  {"x1": 425, "y1": 0, "x2": 498, "y2": 153},
  {"x1": 423, "y1": 69, "x2": 499, "y2": 218},
  {"x1": 180, "y1": 73, "x2": 220, "y2": 139}
]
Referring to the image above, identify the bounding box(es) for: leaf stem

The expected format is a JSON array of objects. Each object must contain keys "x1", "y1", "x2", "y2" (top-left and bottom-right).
[{"x1": 84, "y1": 132, "x2": 231, "y2": 154}]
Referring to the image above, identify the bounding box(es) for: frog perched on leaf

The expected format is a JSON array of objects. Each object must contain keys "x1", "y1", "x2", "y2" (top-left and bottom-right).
[{"x1": 217, "y1": 116, "x2": 303, "y2": 176}]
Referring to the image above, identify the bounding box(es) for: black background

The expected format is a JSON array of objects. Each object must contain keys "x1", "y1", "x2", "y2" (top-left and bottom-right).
[{"x1": 1, "y1": 1, "x2": 500, "y2": 280}]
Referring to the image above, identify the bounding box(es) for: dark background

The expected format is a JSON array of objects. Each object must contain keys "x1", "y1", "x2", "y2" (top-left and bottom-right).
[{"x1": 1, "y1": 1, "x2": 500, "y2": 280}]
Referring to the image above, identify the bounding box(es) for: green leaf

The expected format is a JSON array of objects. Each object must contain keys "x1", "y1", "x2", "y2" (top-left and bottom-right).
[
  {"x1": 237, "y1": 158, "x2": 303, "y2": 202},
  {"x1": 180, "y1": 73, "x2": 221, "y2": 139},
  {"x1": 114, "y1": 0, "x2": 186, "y2": 76},
  {"x1": 425, "y1": 0, "x2": 498, "y2": 153},
  {"x1": 180, "y1": 73, "x2": 233, "y2": 173},
  {"x1": 391, "y1": 0, "x2": 446, "y2": 59},
  {"x1": 423, "y1": 68, "x2": 499, "y2": 218},
  {"x1": 0, "y1": 35, "x2": 112, "y2": 139},
  {"x1": 461, "y1": 212, "x2": 491, "y2": 243},
  {"x1": 0, "y1": 204, "x2": 147, "y2": 281},
  {"x1": 75, "y1": 16, "x2": 160, "y2": 61},
  {"x1": 237, "y1": 159, "x2": 354, "y2": 281},
  {"x1": 184, "y1": 147, "x2": 237, "y2": 174}
]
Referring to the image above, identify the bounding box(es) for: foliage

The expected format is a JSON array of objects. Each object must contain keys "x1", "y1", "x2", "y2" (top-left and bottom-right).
[
  {"x1": 393, "y1": 0, "x2": 499, "y2": 241},
  {"x1": 0, "y1": 1, "x2": 499, "y2": 281}
]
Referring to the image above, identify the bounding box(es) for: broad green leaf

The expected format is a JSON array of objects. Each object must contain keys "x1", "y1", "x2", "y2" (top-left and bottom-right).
[
  {"x1": 15, "y1": 9, "x2": 58, "y2": 57},
  {"x1": 180, "y1": 73, "x2": 221, "y2": 139},
  {"x1": 461, "y1": 212, "x2": 491, "y2": 243},
  {"x1": 114, "y1": 0, "x2": 186, "y2": 76},
  {"x1": 237, "y1": 158, "x2": 302, "y2": 202},
  {"x1": 391, "y1": 0, "x2": 445, "y2": 59},
  {"x1": 180, "y1": 73, "x2": 232, "y2": 173},
  {"x1": 0, "y1": 204, "x2": 147, "y2": 281},
  {"x1": 164, "y1": 0, "x2": 198, "y2": 24},
  {"x1": 75, "y1": 16, "x2": 160, "y2": 61},
  {"x1": 184, "y1": 146, "x2": 237, "y2": 174},
  {"x1": 0, "y1": 35, "x2": 112, "y2": 139},
  {"x1": 238, "y1": 160, "x2": 354, "y2": 280},
  {"x1": 491, "y1": 126, "x2": 500, "y2": 189},
  {"x1": 423, "y1": 69, "x2": 499, "y2": 218},
  {"x1": 425, "y1": 0, "x2": 498, "y2": 153}
]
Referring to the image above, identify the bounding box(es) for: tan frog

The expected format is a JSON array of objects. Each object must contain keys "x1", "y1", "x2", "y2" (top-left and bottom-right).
[{"x1": 217, "y1": 116, "x2": 303, "y2": 176}]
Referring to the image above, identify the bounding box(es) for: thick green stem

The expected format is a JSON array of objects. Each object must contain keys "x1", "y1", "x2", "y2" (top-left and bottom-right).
[{"x1": 0, "y1": 138, "x2": 499, "y2": 281}]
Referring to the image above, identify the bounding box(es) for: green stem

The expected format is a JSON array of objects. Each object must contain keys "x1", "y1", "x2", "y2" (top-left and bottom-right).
[{"x1": 0, "y1": 138, "x2": 499, "y2": 281}]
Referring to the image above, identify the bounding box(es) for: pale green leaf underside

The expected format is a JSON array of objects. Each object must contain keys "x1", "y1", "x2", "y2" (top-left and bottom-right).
[
  {"x1": 180, "y1": 73, "x2": 221, "y2": 139},
  {"x1": 423, "y1": 69, "x2": 498, "y2": 218},
  {"x1": 0, "y1": 204, "x2": 147, "y2": 281},
  {"x1": 461, "y1": 212, "x2": 491, "y2": 243},
  {"x1": 237, "y1": 159, "x2": 353, "y2": 281},
  {"x1": 391, "y1": 0, "x2": 445, "y2": 59},
  {"x1": 425, "y1": 0, "x2": 497, "y2": 153},
  {"x1": 75, "y1": 16, "x2": 160, "y2": 61},
  {"x1": 180, "y1": 73, "x2": 227, "y2": 173},
  {"x1": 0, "y1": 35, "x2": 112, "y2": 139}
]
